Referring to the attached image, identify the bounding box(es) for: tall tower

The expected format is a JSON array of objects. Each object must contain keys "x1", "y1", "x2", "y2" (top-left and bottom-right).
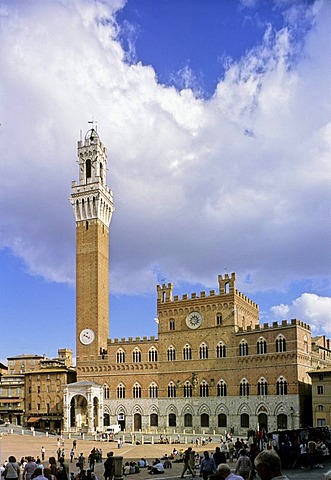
[{"x1": 70, "y1": 128, "x2": 114, "y2": 362}]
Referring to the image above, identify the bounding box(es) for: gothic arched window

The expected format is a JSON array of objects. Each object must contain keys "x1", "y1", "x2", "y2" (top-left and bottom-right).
[
  {"x1": 257, "y1": 377, "x2": 268, "y2": 396},
  {"x1": 217, "y1": 380, "x2": 227, "y2": 397},
  {"x1": 148, "y1": 347, "x2": 158, "y2": 362},
  {"x1": 116, "y1": 349, "x2": 125, "y2": 363},
  {"x1": 103, "y1": 384, "x2": 110, "y2": 399},
  {"x1": 149, "y1": 382, "x2": 158, "y2": 398},
  {"x1": 239, "y1": 340, "x2": 248, "y2": 356},
  {"x1": 133, "y1": 383, "x2": 142, "y2": 398},
  {"x1": 184, "y1": 381, "x2": 192, "y2": 398},
  {"x1": 167, "y1": 345, "x2": 176, "y2": 361},
  {"x1": 240, "y1": 378, "x2": 249, "y2": 396},
  {"x1": 132, "y1": 348, "x2": 141, "y2": 363},
  {"x1": 183, "y1": 344, "x2": 192, "y2": 360},
  {"x1": 257, "y1": 337, "x2": 267, "y2": 354},
  {"x1": 277, "y1": 377, "x2": 288, "y2": 395},
  {"x1": 199, "y1": 342, "x2": 208, "y2": 359},
  {"x1": 167, "y1": 382, "x2": 176, "y2": 398},
  {"x1": 117, "y1": 383, "x2": 125, "y2": 399},
  {"x1": 200, "y1": 380, "x2": 209, "y2": 397},
  {"x1": 216, "y1": 341, "x2": 226, "y2": 358},
  {"x1": 276, "y1": 335, "x2": 286, "y2": 353}
]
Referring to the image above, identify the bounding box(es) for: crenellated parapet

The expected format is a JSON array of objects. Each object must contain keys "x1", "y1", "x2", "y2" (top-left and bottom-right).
[
  {"x1": 108, "y1": 336, "x2": 157, "y2": 345},
  {"x1": 235, "y1": 290, "x2": 258, "y2": 309},
  {"x1": 237, "y1": 319, "x2": 311, "y2": 332},
  {"x1": 157, "y1": 273, "x2": 257, "y2": 309}
]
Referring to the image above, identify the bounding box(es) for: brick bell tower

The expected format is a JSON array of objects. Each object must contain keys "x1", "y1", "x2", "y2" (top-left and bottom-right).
[{"x1": 70, "y1": 127, "x2": 114, "y2": 364}]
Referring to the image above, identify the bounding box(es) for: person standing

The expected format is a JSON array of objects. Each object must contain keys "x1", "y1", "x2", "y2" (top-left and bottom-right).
[
  {"x1": 308, "y1": 439, "x2": 317, "y2": 470},
  {"x1": 212, "y1": 447, "x2": 227, "y2": 468},
  {"x1": 180, "y1": 447, "x2": 195, "y2": 478},
  {"x1": 235, "y1": 450, "x2": 251, "y2": 480},
  {"x1": 103, "y1": 452, "x2": 114, "y2": 480},
  {"x1": 77, "y1": 454, "x2": 85, "y2": 472},
  {"x1": 23, "y1": 457, "x2": 37, "y2": 480},
  {"x1": 41, "y1": 448, "x2": 46, "y2": 463},
  {"x1": 4, "y1": 456, "x2": 20, "y2": 480},
  {"x1": 200, "y1": 451, "x2": 216, "y2": 480},
  {"x1": 254, "y1": 450, "x2": 289, "y2": 480}
]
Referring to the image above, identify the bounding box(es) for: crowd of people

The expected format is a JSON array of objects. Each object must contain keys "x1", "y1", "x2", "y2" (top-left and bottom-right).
[{"x1": 1, "y1": 427, "x2": 330, "y2": 480}]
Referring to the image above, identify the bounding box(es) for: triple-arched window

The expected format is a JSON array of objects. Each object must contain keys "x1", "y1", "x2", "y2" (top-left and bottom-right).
[
  {"x1": 276, "y1": 335, "x2": 286, "y2": 352},
  {"x1": 167, "y1": 345, "x2": 176, "y2": 361},
  {"x1": 216, "y1": 341, "x2": 226, "y2": 358},
  {"x1": 239, "y1": 340, "x2": 248, "y2": 356},
  {"x1": 168, "y1": 382, "x2": 176, "y2": 398},
  {"x1": 200, "y1": 380, "x2": 209, "y2": 397},
  {"x1": 184, "y1": 381, "x2": 193, "y2": 398},
  {"x1": 149, "y1": 382, "x2": 158, "y2": 398},
  {"x1": 148, "y1": 347, "x2": 158, "y2": 362},
  {"x1": 257, "y1": 337, "x2": 267, "y2": 354},
  {"x1": 116, "y1": 348, "x2": 125, "y2": 363},
  {"x1": 257, "y1": 377, "x2": 268, "y2": 396},
  {"x1": 117, "y1": 383, "x2": 125, "y2": 399},
  {"x1": 200, "y1": 342, "x2": 208, "y2": 359},
  {"x1": 183, "y1": 344, "x2": 192, "y2": 360},
  {"x1": 132, "y1": 348, "x2": 141, "y2": 363},
  {"x1": 240, "y1": 378, "x2": 249, "y2": 396},
  {"x1": 217, "y1": 380, "x2": 227, "y2": 397},
  {"x1": 277, "y1": 377, "x2": 288, "y2": 395},
  {"x1": 133, "y1": 383, "x2": 141, "y2": 398}
]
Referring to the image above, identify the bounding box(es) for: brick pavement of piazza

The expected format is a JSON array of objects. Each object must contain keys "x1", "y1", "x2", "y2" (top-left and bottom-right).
[{"x1": 0, "y1": 433, "x2": 330, "y2": 480}]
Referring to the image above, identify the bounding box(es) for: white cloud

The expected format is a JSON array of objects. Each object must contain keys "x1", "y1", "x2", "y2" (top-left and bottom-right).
[
  {"x1": 0, "y1": 0, "x2": 330, "y2": 317},
  {"x1": 270, "y1": 293, "x2": 331, "y2": 335}
]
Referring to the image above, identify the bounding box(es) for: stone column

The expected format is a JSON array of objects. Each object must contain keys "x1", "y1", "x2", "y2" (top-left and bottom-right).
[{"x1": 113, "y1": 456, "x2": 123, "y2": 480}]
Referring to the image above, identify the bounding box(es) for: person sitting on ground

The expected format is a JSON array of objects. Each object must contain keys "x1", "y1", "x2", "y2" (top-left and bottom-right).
[
  {"x1": 148, "y1": 459, "x2": 165, "y2": 475},
  {"x1": 254, "y1": 449, "x2": 289, "y2": 480},
  {"x1": 123, "y1": 463, "x2": 130, "y2": 476}
]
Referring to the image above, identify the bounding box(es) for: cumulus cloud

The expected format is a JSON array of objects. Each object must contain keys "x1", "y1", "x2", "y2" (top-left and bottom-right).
[
  {"x1": 0, "y1": 0, "x2": 330, "y2": 320},
  {"x1": 270, "y1": 293, "x2": 331, "y2": 335}
]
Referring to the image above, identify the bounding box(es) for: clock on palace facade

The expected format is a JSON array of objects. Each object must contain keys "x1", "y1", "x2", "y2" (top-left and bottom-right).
[
  {"x1": 79, "y1": 328, "x2": 95, "y2": 345},
  {"x1": 186, "y1": 311, "x2": 203, "y2": 329}
]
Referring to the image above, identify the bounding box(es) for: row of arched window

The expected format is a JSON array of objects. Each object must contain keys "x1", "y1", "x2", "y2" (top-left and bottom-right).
[
  {"x1": 116, "y1": 347, "x2": 158, "y2": 363},
  {"x1": 114, "y1": 336, "x2": 288, "y2": 364},
  {"x1": 104, "y1": 412, "x2": 289, "y2": 431},
  {"x1": 104, "y1": 377, "x2": 288, "y2": 399}
]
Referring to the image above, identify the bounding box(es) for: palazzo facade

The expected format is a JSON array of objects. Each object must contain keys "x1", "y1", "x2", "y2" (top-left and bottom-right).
[{"x1": 64, "y1": 128, "x2": 331, "y2": 436}]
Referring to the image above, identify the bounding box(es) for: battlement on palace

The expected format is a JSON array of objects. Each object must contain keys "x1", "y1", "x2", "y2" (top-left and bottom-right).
[
  {"x1": 237, "y1": 318, "x2": 311, "y2": 332},
  {"x1": 109, "y1": 336, "x2": 157, "y2": 345},
  {"x1": 157, "y1": 273, "x2": 258, "y2": 309}
]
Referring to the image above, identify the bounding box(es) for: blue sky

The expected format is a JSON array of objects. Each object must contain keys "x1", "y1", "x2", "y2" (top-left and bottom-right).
[{"x1": 0, "y1": 0, "x2": 330, "y2": 362}]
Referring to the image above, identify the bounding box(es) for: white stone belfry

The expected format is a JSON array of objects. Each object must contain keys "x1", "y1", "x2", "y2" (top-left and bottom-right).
[{"x1": 70, "y1": 128, "x2": 114, "y2": 226}]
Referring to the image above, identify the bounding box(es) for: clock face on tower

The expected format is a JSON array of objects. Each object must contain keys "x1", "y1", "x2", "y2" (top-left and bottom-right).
[
  {"x1": 79, "y1": 328, "x2": 95, "y2": 345},
  {"x1": 186, "y1": 311, "x2": 203, "y2": 329}
]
